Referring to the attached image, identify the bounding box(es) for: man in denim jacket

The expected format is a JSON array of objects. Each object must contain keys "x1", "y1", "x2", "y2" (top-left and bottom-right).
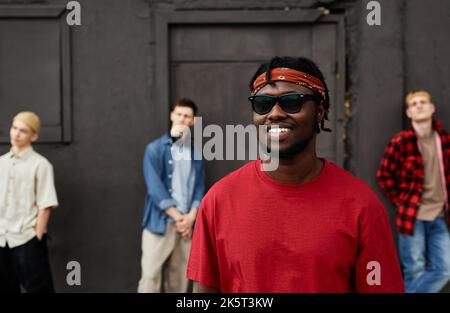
[{"x1": 138, "y1": 98, "x2": 205, "y2": 293}]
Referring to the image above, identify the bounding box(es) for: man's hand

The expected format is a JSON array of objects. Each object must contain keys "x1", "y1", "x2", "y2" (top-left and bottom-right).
[
  {"x1": 170, "y1": 124, "x2": 190, "y2": 140},
  {"x1": 165, "y1": 207, "x2": 183, "y2": 222},
  {"x1": 176, "y1": 213, "x2": 195, "y2": 233},
  {"x1": 180, "y1": 227, "x2": 193, "y2": 240},
  {"x1": 176, "y1": 209, "x2": 198, "y2": 240},
  {"x1": 35, "y1": 207, "x2": 52, "y2": 241},
  {"x1": 34, "y1": 224, "x2": 45, "y2": 241}
]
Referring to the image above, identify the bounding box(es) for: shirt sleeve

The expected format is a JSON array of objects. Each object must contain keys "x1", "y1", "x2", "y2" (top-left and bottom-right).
[
  {"x1": 376, "y1": 137, "x2": 401, "y2": 205},
  {"x1": 186, "y1": 192, "x2": 220, "y2": 289},
  {"x1": 354, "y1": 196, "x2": 404, "y2": 292},
  {"x1": 36, "y1": 160, "x2": 59, "y2": 210},
  {"x1": 143, "y1": 143, "x2": 177, "y2": 211}
]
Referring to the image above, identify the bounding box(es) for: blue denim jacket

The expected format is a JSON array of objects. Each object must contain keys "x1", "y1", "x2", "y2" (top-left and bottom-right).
[{"x1": 142, "y1": 133, "x2": 205, "y2": 235}]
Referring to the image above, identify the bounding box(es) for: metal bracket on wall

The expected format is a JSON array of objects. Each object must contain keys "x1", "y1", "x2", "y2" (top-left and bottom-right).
[{"x1": 317, "y1": 6, "x2": 331, "y2": 16}]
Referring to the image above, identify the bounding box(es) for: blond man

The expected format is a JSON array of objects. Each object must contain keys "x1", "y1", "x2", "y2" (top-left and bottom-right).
[
  {"x1": 0, "y1": 112, "x2": 59, "y2": 293},
  {"x1": 377, "y1": 91, "x2": 450, "y2": 292}
]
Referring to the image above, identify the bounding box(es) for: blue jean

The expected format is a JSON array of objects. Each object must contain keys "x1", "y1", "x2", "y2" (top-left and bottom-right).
[{"x1": 399, "y1": 217, "x2": 450, "y2": 293}]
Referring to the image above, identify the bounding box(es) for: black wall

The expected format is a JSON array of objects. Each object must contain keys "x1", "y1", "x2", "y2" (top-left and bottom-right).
[{"x1": 0, "y1": 0, "x2": 449, "y2": 292}]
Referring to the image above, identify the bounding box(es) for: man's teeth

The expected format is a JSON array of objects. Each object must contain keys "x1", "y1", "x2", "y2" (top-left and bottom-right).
[{"x1": 268, "y1": 128, "x2": 290, "y2": 133}]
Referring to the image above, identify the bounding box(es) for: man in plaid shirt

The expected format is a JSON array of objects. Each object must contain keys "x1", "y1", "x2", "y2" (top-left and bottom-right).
[{"x1": 377, "y1": 90, "x2": 450, "y2": 293}]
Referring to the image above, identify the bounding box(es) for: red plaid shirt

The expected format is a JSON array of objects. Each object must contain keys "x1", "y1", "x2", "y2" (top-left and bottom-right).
[{"x1": 377, "y1": 119, "x2": 450, "y2": 235}]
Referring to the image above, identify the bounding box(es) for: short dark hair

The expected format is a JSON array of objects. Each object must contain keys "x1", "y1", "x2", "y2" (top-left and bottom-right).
[
  {"x1": 171, "y1": 98, "x2": 198, "y2": 116},
  {"x1": 249, "y1": 56, "x2": 331, "y2": 133}
]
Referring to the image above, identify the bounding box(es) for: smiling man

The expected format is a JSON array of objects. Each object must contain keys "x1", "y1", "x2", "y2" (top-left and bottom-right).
[
  {"x1": 0, "y1": 112, "x2": 58, "y2": 293},
  {"x1": 377, "y1": 91, "x2": 450, "y2": 293},
  {"x1": 187, "y1": 56, "x2": 404, "y2": 293}
]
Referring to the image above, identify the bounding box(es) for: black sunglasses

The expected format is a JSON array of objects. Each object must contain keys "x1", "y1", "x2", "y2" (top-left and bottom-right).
[{"x1": 248, "y1": 93, "x2": 320, "y2": 115}]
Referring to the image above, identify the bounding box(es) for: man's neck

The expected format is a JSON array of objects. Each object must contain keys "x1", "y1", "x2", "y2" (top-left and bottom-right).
[
  {"x1": 11, "y1": 144, "x2": 31, "y2": 155},
  {"x1": 264, "y1": 142, "x2": 323, "y2": 184},
  {"x1": 412, "y1": 119, "x2": 433, "y2": 138}
]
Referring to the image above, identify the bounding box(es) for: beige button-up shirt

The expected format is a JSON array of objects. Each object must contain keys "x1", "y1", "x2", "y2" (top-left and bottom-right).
[{"x1": 0, "y1": 146, "x2": 58, "y2": 248}]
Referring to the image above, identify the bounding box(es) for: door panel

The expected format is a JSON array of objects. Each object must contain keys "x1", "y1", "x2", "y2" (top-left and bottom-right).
[{"x1": 0, "y1": 6, "x2": 71, "y2": 143}]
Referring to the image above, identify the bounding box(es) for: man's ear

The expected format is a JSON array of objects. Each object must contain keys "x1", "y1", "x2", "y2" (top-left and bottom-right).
[
  {"x1": 190, "y1": 116, "x2": 196, "y2": 126},
  {"x1": 430, "y1": 103, "x2": 436, "y2": 114},
  {"x1": 317, "y1": 103, "x2": 325, "y2": 122},
  {"x1": 405, "y1": 106, "x2": 412, "y2": 119},
  {"x1": 31, "y1": 132, "x2": 39, "y2": 143}
]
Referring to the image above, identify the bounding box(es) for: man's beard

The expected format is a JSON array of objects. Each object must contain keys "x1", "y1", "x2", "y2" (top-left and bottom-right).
[
  {"x1": 266, "y1": 122, "x2": 316, "y2": 159},
  {"x1": 278, "y1": 133, "x2": 314, "y2": 158}
]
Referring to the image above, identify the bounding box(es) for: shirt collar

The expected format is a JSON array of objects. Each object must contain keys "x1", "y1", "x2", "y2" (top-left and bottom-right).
[
  {"x1": 9, "y1": 146, "x2": 34, "y2": 160},
  {"x1": 162, "y1": 132, "x2": 189, "y2": 146},
  {"x1": 407, "y1": 119, "x2": 445, "y2": 136},
  {"x1": 162, "y1": 132, "x2": 174, "y2": 145}
]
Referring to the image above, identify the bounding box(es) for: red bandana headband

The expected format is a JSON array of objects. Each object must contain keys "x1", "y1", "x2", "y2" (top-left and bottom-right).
[{"x1": 252, "y1": 67, "x2": 326, "y2": 99}]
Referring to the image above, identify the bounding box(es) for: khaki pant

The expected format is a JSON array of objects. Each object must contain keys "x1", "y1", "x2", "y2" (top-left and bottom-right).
[{"x1": 138, "y1": 223, "x2": 191, "y2": 293}]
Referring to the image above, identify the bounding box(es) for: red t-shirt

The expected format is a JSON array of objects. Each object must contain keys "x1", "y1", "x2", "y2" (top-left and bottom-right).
[{"x1": 187, "y1": 159, "x2": 404, "y2": 292}]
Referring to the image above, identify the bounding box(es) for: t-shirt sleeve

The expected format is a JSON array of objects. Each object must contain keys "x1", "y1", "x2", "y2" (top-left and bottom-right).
[
  {"x1": 186, "y1": 192, "x2": 220, "y2": 289},
  {"x1": 354, "y1": 195, "x2": 404, "y2": 292},
  {"x1": 36, "y1": 160, "x2": 59, "y2": 210}
]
